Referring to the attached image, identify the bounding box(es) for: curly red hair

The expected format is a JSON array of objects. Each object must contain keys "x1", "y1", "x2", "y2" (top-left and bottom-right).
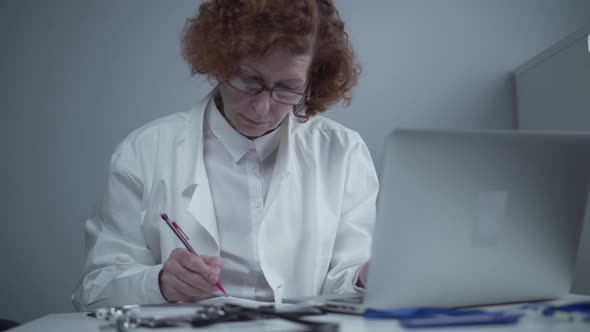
[{"x1": 181, "y1": 0, "x2": 361, "y2": 119}]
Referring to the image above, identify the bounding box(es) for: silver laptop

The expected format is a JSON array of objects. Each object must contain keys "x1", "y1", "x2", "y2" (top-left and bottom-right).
[{"x1": 323, "y1": 128, "x2": 590, "y2": 314}]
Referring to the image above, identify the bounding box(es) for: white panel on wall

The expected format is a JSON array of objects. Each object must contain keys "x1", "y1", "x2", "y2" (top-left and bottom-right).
[
  {"x1": 515, "y1": 25, "x2": 590, "y2": 295},
  {"x1": 515, "y1": 25, "x2": 590, "y2": 131}
]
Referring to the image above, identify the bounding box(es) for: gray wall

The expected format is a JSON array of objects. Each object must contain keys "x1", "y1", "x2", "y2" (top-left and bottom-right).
[{"x1": 1, "y1": 0, "x2": 588, "y2": 323}]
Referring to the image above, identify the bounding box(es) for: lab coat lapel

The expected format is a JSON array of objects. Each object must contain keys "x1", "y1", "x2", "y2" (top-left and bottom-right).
[
  {"x1": 187, "y1": 176, "x2": 219, "y2": 249},
  {"x1": 180, "y1": 97, "x2": 220, "y2": 252},
  {"x1": 258, "y1": 114, "x2": 296, "y2": 296}
]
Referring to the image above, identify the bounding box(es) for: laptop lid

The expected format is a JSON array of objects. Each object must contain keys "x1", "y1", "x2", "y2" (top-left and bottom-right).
[{"x1": 364, "y1": 128, "x2": 590, "y2": 309}]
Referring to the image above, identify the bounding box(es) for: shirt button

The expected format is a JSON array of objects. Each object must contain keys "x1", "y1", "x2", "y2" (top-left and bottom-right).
[
  {"x1": 248, "y1": 162, "x2": 257, "y2": 170},
  {"x1": 254, "y1": 200, "x2": 263, "y2": 208}
]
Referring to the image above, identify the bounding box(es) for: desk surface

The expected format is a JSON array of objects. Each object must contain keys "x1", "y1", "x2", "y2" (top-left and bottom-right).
[
  {"x1": 12, "y1": 312, "x2": 590, "y2": 332},
  {"x1": 12, "y1": 295, "x2": 590, "y2": 332}
]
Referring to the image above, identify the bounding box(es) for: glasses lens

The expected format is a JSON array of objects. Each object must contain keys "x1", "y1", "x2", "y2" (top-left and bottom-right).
[
  {"x1": 272, "y1": 89, "x2": 306, "y2": 105},
  {"x1": 228, "y1": 78, "x2": 263, "y2": 95}
]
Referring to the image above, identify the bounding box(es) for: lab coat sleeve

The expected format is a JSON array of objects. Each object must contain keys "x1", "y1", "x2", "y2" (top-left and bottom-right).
[
  {"x1": 321, "y1": 136, "x2": 379, "y2": 294},
  {"x1": 72, "y1": 148, "x2": 166, "y2": 311}
]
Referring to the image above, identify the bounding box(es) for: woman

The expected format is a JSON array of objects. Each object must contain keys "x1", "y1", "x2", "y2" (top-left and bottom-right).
[{"x1": 73, "y1": 0, "x2": 378, "y2": 310}]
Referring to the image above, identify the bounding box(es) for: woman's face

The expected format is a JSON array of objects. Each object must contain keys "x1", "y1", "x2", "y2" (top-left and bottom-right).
[{"x1": 219, "y1": 48, "x2": 312, "y2": 139}]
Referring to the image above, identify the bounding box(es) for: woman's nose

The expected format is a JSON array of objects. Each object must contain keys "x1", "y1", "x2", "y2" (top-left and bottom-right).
[{"x1": 249, "y1": 90, "x2": 272, "y2": 116}]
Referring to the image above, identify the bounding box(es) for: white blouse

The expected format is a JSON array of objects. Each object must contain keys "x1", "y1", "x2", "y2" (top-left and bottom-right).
[{"x1": 203, "y1": 102, "x2": 283, "y2": 300}]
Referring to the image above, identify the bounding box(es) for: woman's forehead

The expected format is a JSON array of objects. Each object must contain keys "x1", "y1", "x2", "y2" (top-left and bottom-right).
[{"x1": 240, "y1": 49, "x2": 312, "y2": 83}]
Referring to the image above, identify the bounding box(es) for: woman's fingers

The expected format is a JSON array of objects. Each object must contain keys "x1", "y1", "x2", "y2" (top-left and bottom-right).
[
  {"x1": 160, "y1": 270, "x2": 214, "y2": 302},
  {"x1": 201, "y1": 255, "x2": 223, "y2": 268},
  {"x1": 165, "y1": 257, "x2": 218, "y2": 293},
  {"x1": 201, "y1": 255, "x2": 223, "y2": 275},
  {"x1": 174, "y1": 249, "x2": 219, "y2": 282},
  {"x1": 159, "y1": 249, "x2": 224, "y2": 302}
]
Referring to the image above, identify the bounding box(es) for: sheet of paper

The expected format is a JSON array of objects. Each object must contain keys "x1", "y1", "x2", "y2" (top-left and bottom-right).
[
  {"x1": 198, "y1": 296, "x2": 303, "y2": 310},
  {"x1": 118, "y1": 303, "x2": 203, "y2": 319},
  {"x1": 198, "y1": 296, "x2": 325, "y2": 315},
  {"x1": 198, "y1": 296, "x2": 275, "y2": 308}
]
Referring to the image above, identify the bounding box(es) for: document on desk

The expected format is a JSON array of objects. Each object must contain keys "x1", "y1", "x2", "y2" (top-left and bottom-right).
[
  {"x1": 198, "y1": 296, "x2": 310, "y2": 312},
  {"x1": 121, "y1": 296, "x2": 301, "y2": 320},
  {"x1": 198, "y1": 296, "x2": 277, "y2": 308}
]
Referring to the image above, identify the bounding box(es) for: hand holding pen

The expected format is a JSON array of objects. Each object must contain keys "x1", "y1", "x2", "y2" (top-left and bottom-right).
[{"x1": 158, "y1": 213, "x2": 227, "y2": 303}]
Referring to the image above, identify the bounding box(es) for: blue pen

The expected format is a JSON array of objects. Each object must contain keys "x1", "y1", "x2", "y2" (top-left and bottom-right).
[{"x1": 364, "y1": 307, "x2": 522, "y2": 328}]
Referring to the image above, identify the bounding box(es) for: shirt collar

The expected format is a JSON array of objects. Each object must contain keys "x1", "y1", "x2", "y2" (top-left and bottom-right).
[
  {"x1": 252, "y1": 121, "x2": 284, "y2": 161},
  {"x1": 207, "y1": 100, "x2": 284, "y2": 162}
]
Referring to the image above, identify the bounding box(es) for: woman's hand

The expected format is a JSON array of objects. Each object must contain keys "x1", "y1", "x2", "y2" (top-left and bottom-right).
[{"x1": 158, "y1": 248, "x2": 223, "y2": 302}]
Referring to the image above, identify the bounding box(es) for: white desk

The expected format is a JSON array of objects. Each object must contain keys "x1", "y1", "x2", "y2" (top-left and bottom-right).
[{"x1": 11, "y1": 295, "x2": 590, "y2": 332}]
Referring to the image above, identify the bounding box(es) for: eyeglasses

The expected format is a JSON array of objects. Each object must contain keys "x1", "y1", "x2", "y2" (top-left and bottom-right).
[{"x1": 226, "y1": 76, "x2": 309, "y2": 106}]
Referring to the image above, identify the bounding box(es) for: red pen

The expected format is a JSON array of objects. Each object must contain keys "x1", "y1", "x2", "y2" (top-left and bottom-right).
[{"x1": 160, "y1": 213, "x2": 227, "y2": 296}]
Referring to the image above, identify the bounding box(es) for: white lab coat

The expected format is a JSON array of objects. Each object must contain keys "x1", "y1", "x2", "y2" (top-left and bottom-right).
[{"x1": 72, "y1": 98, "x2": 379, "y2": 311}]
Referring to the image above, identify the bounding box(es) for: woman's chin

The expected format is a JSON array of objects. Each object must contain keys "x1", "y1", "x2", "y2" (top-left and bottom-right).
[{"x1": 238, "y1": 126, "x2": 268, "y2": 139}]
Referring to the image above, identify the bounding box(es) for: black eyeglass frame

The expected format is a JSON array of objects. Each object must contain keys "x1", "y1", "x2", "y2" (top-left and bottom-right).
[{"x1": 225, "y1": 76, "x2": 310, "y2": 106}]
